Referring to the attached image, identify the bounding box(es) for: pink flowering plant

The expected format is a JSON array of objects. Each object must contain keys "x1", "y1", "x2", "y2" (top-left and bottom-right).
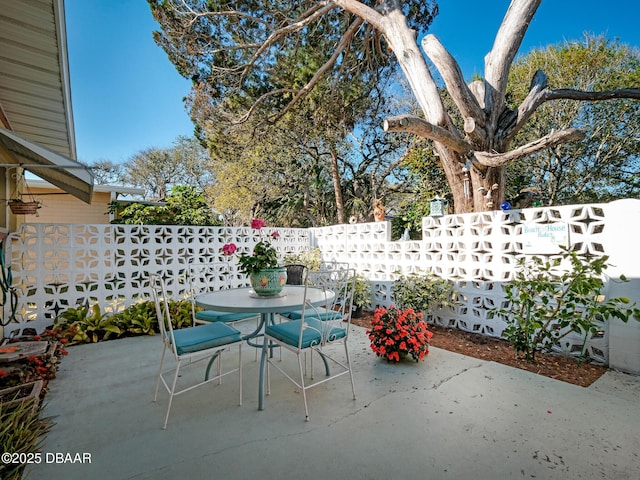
[
  {"x1": 221, "y1": 218, "x2": 281, "y2": 275},
  {"x1": 367, "y1": 306, "x2": 433, "y2": 362}
]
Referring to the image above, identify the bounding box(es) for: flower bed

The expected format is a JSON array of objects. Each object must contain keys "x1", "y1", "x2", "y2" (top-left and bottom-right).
[{"x1": 0, "y1": 328, "x2": 69, "y2": 393}]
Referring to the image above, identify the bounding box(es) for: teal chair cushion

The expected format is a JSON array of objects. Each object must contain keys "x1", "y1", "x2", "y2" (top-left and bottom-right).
[
  {"x1": 266, "y1": 318, "x2": 346, "y2": 349},
  {"x1": 285, "y1": 307, "x2": 343, "y2": 322},
  {"x1": 173, "y1": 322, "x2": 242, "y2": 355},
  {"x1": 195, "y1": 310, "x2": 256, "y2": 323}
]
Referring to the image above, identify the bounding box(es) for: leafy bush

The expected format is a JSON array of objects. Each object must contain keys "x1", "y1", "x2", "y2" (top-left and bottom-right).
[
  {"x1": 112, "y1": 300, "x2": 158, "y2": 336},
  {"x1": 55, "y1": 299, "x2": 194, "y2": 343},
  {"x1": 168, "y1": 299, "x2": 195, "y2": 330},
  {"x1": 491, "y1": 249, "x2": 640, "y2": 361},
  {"x1": 56, "y1": 304, "x2": 122, "y2": 343},
  {"x1": 352, "y1": 274, "x2": 373, "y2": 310},
  {"x1": 110, "y1": 185, "x2": 220, "y2": 226},
  {"x1": 392, "y1": 271, "x2": 458, "y2": 315},
  {"x1": 283, "y1": 248, "x2": 322, "y2": 271}
]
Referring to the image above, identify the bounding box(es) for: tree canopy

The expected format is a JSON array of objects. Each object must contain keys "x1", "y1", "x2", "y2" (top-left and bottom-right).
[
  {"x1": 150, "y1": 0, "x2": 640, "y2": 215},
  {"x1": 122, "y1": 136, "x2": 213, "y2": 201},
  {"x1": 112, "y1": 185, "x2": 219, "y2": 225},
  {"x1": 506, "y1": 35, "x2": 640, "y2": 205}
]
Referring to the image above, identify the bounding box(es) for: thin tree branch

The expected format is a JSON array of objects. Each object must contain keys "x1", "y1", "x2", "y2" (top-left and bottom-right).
[{"x1": 275, "y1": 17, "x2": 365, "y2": 121}]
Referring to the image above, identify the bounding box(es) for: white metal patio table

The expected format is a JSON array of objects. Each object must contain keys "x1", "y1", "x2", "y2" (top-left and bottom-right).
[{"x1": 195, "y1": 285, "x2": 335, "y2": 410}]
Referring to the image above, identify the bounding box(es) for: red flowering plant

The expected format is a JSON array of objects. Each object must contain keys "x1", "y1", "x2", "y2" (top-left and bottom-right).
[
  {"x1": 221, "y1": 218, "x2": 281, "y2": 275},
  {"x1": 367, "y1": 306, "x2": 433, "y2": 362}
]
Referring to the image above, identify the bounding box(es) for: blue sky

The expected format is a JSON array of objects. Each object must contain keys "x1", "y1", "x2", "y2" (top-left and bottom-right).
[{"x1": 65, "y1": 0, "x2": 640, "y2": 166}]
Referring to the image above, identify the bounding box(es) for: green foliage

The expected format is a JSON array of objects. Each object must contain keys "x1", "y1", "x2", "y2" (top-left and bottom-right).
[
  {"x1": 283, "y1": 248, "x2": 323, "y2": 271},
  {"x1": 390, "y1": 139, "x2": 449, "y2": 239},
  {"x1": 150, "y1": 1, "x2": 434, "y2": 226},
  {"x1": 113, "y1": 186, "x2": 219, "y2": 226},
  {"x1": 0, "y1": 400, "x2": 53, "y2": 480},
  {"x1": 352, "y1": 274, "x2": 373, "y2": 310},
  {"x1": 167, "y1": 300, "x2": 195, "y2": 330},
  {"x1": 237, "y1": 241, "x2": 279, "y2": 276},
  {"x1": 491, "y1": 249, "x2": 640, "y2": 361},
  {"x1": 507, "y1": 35, "x2": 640, "y2": 205},
  {"x1": 56, "y1": 298, "x2": 195, "y2": 343},
  {"x1": 392, "y1": 271, "x2": 459, "y2": 314},
  {"x1": 113, "y1": 301, "x2": 158, "y2": 336},
  {"x1": 392, "y1": 199, "x2": 431, "y2": 240},
  {"x1": 56, "y1": 304, "x2": 123, "y2": 343}
]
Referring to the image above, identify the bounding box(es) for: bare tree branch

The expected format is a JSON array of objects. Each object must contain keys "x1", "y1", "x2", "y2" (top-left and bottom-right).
[
  {"x1": 384, "y1": 115, "x2": 474, "y2": 153},
  {"x1": 499, "y1": 69, "x2": 548, "y2": 142},
  {"x1": 422, "y1": 34, "x2": 487, "y2": 145},
  {"x1": 484, "y1": 0, "x2": 541, "y2": 134},
  {"x1": 475, "y1": 128, "x2": 586, "y2": 167}
]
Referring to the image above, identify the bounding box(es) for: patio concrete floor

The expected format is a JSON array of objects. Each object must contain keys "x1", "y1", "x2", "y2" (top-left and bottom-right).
[{"x1": 27, "y1": 324, "x2": 640, "y2": 480}]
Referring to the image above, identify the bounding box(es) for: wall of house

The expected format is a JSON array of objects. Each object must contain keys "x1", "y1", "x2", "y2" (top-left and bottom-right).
[
  {"x1": 3, "y1": 200, "x2": 639, "y2": 373},
  {"x1": 0, "y1": 166, "x2": 19, "y2": 233},
  {"x1": 24, "y1": 187, "x2": 112, "y2": 224}
]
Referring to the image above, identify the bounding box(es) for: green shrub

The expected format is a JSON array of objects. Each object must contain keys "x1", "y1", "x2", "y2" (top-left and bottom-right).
[
  {"x1": 55, "y1": 304, "x2": 122, "y2": 343},
  {"x1": 491, "y1": 249, "x2": 640, "y2": 361},
  {"x1": 283, "y1": 248, "x2": 322, "y2": 271},
  {"x1": 352, "y1": 274, "x2": 373, "y2": 310},
  {"x1": 55, "y1": 299, "x2": 194, "y2": 343},
  {"x1": 392, "y1": 271, "x2": 458, "y2": 315},
  {"x1": 168, "y1": 299, "x2": 195, "y2": 330},
  {"x1": 113, "y1": 300, "x2": 158, "y2": 336}
]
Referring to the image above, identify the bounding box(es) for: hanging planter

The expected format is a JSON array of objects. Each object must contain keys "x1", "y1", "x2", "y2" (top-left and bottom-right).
[
  {"x1": 8, "y1": 199, "x2": 41, "y2": 215},
  {"x1": 7, "y1": 169, "x2": 42, "y2": 215}
]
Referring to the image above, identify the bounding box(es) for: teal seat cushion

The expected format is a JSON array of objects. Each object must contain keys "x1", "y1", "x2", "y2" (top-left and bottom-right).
[
  {"x1": 266, "y1": 318, "x2": 346, "y2": 348},
  {"x1": 195, "y1": 310, "x2": 257, "y2": 323},
  {"x1": 173, "y1": 322, "x2": 242, "y2": 355},
  {"x1": 285, "y1": 307, "x2": 342, "y2": 322}
]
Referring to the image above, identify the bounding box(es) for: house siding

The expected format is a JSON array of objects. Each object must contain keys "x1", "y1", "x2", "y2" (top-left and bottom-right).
[{"x1": 24, "y1": 187, "x2": 112, "y2": 224}]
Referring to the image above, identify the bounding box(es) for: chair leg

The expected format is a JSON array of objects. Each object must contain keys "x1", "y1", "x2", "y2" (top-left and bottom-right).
[
  {"x1": 163, "y1": 360, "x2": 181, "y2": 430},
  {"x1": 297, "y1": 352, "x2": 310, "y2": 421},
  {"x1": 238, "y1": 343, "x2": 243, "y2": 406},
  {"x1": 153, "y1": 346, "x2": 167, "y2": 402},
  {"x1": 344, "y1": 341, "x2": 356, "y2": 400}
]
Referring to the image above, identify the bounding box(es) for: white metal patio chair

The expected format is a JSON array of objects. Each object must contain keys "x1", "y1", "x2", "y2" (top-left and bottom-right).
[
  {"x1": 150, "y1": 273, "x2": 243, "y2": 429},
  {"x1": 283, "y1": 262, "x2": 353, "y2": 323},
  {"x1": 260, "y1": 267, "x2": 356, "y2": 420}
]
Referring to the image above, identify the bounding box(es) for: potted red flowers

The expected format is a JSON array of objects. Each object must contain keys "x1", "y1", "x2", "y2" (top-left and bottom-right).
[
  {"x1": 221, "y1": 218, "x2": 286, "y2": 296},
  {"x1": 367, "y1": 306, "x2": 433, "y2": 362}
]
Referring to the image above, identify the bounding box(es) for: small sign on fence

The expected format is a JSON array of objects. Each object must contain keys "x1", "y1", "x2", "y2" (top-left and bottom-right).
[{"x1": 520, "y1": 221, "x2": 569, "y2": 254}]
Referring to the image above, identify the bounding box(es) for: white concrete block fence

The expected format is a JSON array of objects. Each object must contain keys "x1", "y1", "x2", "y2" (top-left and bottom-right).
[{"x1": 4, "y1": 199, "x2": 640, "y2": 373}]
